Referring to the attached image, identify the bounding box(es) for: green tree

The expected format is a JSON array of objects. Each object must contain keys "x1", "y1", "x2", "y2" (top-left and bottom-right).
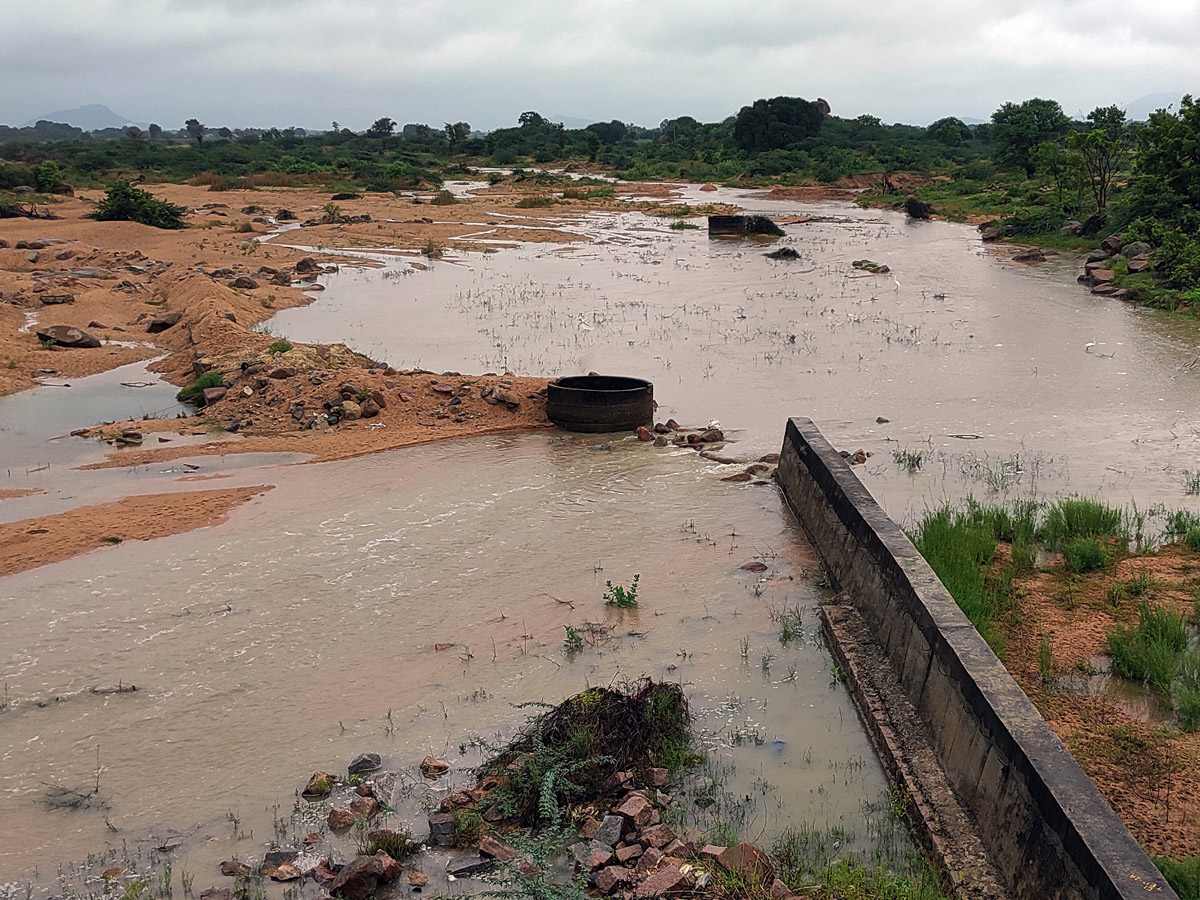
[
  {"x1": 732, "y1": 96, "x2": 824, "y2": 153},
  {"x1": 33, "y1": 160, "x2": 62, "y2": 193},
  {"x1": 147, "y1": 122, "x2": 162, "y2": 140},
  {"x1": 1067, "y1": 105, "x2": 1127, "y2": 212},
  {"x1": 184, "y1": 117, "x2": 206, "y2": 145},
  {"x1": 1137, "y1": 94, "x2": 1200, "y2": 214},
  {"x1": 124, "y1": 125, "x2": 146, "y2": 152},
  {"x1": 444, "y1": 121, "x2": 471, "y2": 148},
  {"x1": 926, "y1": 116, "x2": 971, "y2": 147},
  {"x1": 990, "y1": 98, "x2": 1069, "y2": 177},
  {"x1": 365, "y1": 117, "x2": 395, "y2": 138}
]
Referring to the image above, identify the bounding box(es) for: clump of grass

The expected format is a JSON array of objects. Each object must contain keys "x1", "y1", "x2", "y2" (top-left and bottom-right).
[
  {"x1": 1187, "y1": 527, "x2": 1200, "y2": 553},
  {"x1": 1175, "y1": 650, "x2": 1200, "y2": 733},
  {"x1": 1155, "y1": 855, "x2": 1200, "y2": 899},
  {"x1": 892, "y1": 448, "x2": 924, "y2": 473},
  {"x1": 669, "y1": 219, "x2": 700, "y2": 230},
  {"x1": 176, "y1": 370, "x2": 224, "y2": 405},
  {"x1": 515, "y1": 195, "x2": 555, "y2": 208},
  {"x1": 772, "y1": 825, "x2": 945, "y2": 899},
  {"x1": 1184, "y1": 471, "x2": 1200, "y2": 496},
  {"x1": 430, "y1": 190, "x2": 457, "y2": 206},
  {"x1": 1038, "y1": 496, "x2": 1124, "y2": 549},
  {"x1": 1107, "y1": 599, "x2": 1189, "y2": 693},
  {"x1": 366, "y1": 827, "x2": 418, "y2": 859},
  {"x1": 267, "y1": 339, "x2": 292, "y2": 354},
  {"x1": 603, "y1": 574, "x2": 639, "y2": 607},
  {"x1": 1062, "y1": 537, "x2": 1109, "y2": 573},
  {"x1": 1037, "y1": 634, "x2": 1054, "y2": 686}
]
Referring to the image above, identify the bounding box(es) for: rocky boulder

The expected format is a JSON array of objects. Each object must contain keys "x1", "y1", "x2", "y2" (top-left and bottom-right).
[
  {"x1": 903, "y1": 197, "x2": 932, "y2": 219},
  {"x1": 1121, "y1": 240, "x2": 1151, "y2": 259},
  {"x1": 328, "y1": 855, "x2": 385, "y2": 900},
  {"x1": 35, "y1": 325, "x2": 101, "y2": 348},
  {"x1": 1100, "y1": 232, "x2": 1126, "y2": 255},
  {"x1": 146, "y1": 312, "x2": 182, "y2": 333}
]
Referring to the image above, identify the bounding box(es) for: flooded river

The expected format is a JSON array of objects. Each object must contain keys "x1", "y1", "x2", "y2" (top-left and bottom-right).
[{"x1": 2, "y1": 190, "x2": 1199, "y2": 891}]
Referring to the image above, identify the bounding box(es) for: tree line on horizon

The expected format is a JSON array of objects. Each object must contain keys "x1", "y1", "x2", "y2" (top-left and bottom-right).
[{"x1": 3, "y1": 93, "x2": 1199, "y2": 310}]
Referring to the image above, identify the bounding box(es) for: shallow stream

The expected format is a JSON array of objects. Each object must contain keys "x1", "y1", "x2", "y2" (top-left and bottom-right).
[{"x1": 2, "y1": 191, "x2": 1200, "y2": 891}]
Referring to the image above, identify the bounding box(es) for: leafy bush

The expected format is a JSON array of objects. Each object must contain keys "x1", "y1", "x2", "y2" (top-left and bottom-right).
[
  {"x1": 515, "y1": 195, "x2": 555, "y2": 208},
  {"x1": 176, "y1": 371, "x2": 224, "y2": 405},
  {"x1": 90, "y1": 181, "x2": 186, "y2": 229},
  {"x1": 268, "y1": 340, "x2": 292, "y2": 354}
]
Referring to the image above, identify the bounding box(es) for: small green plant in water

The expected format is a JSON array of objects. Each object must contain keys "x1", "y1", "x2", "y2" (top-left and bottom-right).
[
  {"x1": 892, "y1": 448, "x2": 924, "y2": 473},
  {"x1": 669, "y1": 219, "x2": 699, "y2": 230},
  {"x1": 563, "y1": 625, "x2": 583, "y2": 652},
  {"x1": 604, "y1": 574, "x2": 639, "y2": 607}
]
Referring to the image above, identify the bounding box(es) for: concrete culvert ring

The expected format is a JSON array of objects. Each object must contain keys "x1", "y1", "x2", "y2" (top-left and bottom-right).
[{"x1": 546, "y1": 375, "x2": 654, "y2": 433}]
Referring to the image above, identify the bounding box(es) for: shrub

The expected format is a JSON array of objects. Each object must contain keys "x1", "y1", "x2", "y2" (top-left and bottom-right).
[
  {"x1": 176, "y1": 370, "x2": 224, "y2": 405},
  {"x1": 430, "y1": 189, "x2": 457, "y2": 205},
  {"x1": 515, "y1": 195, "x2": 555, "y2": 208},
  {"x1": 268, "y1": 340, "x2": 292, "y2": 354},
  {"x1": 90, "y1": 181, "x2": 187, "y2": 229}
]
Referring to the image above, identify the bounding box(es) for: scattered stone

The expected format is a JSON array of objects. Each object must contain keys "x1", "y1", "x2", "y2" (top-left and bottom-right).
[
  {"x1": 202, "y1": 386, "x2": 227, "y2": 405},
  {"x1": 40, "y1": 293, "x2": 74, "y2": 305},
  {"x1": 427, "y1": 812, "x2": 456, "y2": 845},
  {"x1": 480, "y1": 835, "x2": 519, "y2": 861},
  {"x1": 644, "y1": 767, "x2": 670, "y2": 787},
  {"x1": 408, "y1": 871, "x2": 430, "y2": 887},
  {"x1": 1011, "y1": 248, "x2": 1045, "y2": 263},
  {"x1": 595, "y1": 866, "x2": 634, "y2": 894},
  {"x1": 635, "y1": 864, "x2": 687, "y2": 897},
  {"x1": 341, "y1": 399, "x2": 362, "y2": 421},
  {"x1": 640, "y1": 823, "x2": 675, "y2": 849},
  {"x1": 220, "y1": 860, "x2": 251, "y2": 877},
  {"x1": 722, "y1": 472, "x2": 753, "y2": 483},
  {"x1": 199, "y1": 890, "x2": 233, "y2": 900},
  {"x1": 350, "y1": 795, "x2": 380, "y2": 819},
  {"x1": 361, "y1": 398, "x2": 381, "y2": 418},
  {"x1": 1127, "y1": 257, "x2": 1153, "y2": 274},
  {"x1": 665, "y1": 419, "x2": 681, "y2": 430},
  {"x1": 375, "y1": 851, "x2": 402, "y2": 883},
  {"x1": 146, "y1": 312, "x2": 182, "y2": 333},
  {"x1": 230, "y1": 276, "x2": 260, "y2": 290},
  {"x1": 596, "y1": 814, "x2": 625, "y2": 847},
  {"x1": 446, "y1": 856, "x2": 494, "y2": 879},
  {"x1": 1059, "y1": 220, "x2": 1083, "y2": 236},
  {"x1": 328, "y1": 808, "x2": 355, "y2": 829},
  {"x1": 1089, "y1": 268, "x2": 1115, "y2": 285},
  {"x1": 740, "y1": 561, "x2": 768, "y2": 572},
  {"x1": 24, "y1": 250, "x2": 40, "y2": 263},
  {"x1": 348, "y1": 752, "x2": 382, "y2": 774},
  {"x1": 852, "y1": 259, "x2": 890, "y2": 274},
  {"x1": 329, "y1": 854, "x2": 385, "y2": 899},
  {"x1": 1121, "y1": 240, "x2": 1151, "y2": 258},
  {"x1": 614, "y1": 793, "x2": 655, "y2": 827},
  {"x1": 268, "y1": 366, "x2": 297, "y2": 379},
  {"x1": 699, "y1": 428, "x2": 724, "y2": 442},
  {"x1": 634, "y1": 847, "x2": 664, "y2": 876},
  {"x1": 636, "y1": 426, "x2": 653, "y2": 441},
  {"x1": 35, "y1": 325, "x2": 101, "y2": 348},
  {"x1": 980, "y1": 228, "x2": 1003, "y2": 242},
  {"x1": 903, "y1": 197, "x2": 931, "y2": 219},
  {"x1": 420, "y1": 756, "x2": 450, "y2": 778},
  {"x1": 1101, "y1": 232, "x2": 1126, "y2": 255},
  {"x1": 717, "y1": 843, "x2": 774, "y2": 886},
  {"x1": 302, "y1": 770, "x2": 337, "y2": 798},
  {"x1": 616, "y1": 844, "x2": 644, "y2": 863},
  {"x1": 269, "y1": 864, "x2": 301, "y2": 882},
  {"x1": 261, "y1": 850, "x2": 298, "y2": 878},
  {"x1": 770, "y1": 877, "x2": 791, "y2": 900},
  {"x1": 311, "y1": 861, "x2": 337, "y2": 886},
  {"x1": 765, "y1": 247, "x2": 800, "y2": 260}
]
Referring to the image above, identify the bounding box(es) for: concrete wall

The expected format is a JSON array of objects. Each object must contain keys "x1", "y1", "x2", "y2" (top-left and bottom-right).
[{"x1": 776, "y1": 417, "x2": 1175, "y2": 900}]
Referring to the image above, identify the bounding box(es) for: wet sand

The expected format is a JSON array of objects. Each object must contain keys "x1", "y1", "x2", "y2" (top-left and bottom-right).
[{"x1": 0, "y1": 485, "x2": 271, "y2": 577}]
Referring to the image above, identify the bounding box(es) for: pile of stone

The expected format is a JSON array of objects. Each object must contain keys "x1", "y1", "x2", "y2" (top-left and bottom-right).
[
  {"x1": 1077, "y1": 232, "x2": 1153, "y2": 300},
  {"x1": 635, "y1": 419, "x2": 724, "y2": 448}
]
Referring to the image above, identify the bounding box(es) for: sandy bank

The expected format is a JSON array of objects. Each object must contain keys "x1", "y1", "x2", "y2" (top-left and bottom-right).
[{"x1": 0, "y1": 485, "x2": 272, "y2": 577}]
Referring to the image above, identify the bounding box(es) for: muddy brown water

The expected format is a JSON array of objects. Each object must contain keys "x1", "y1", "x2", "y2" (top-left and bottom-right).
[{"x1": 2, "y1": 191, "x2": 1200, "y2": 891}]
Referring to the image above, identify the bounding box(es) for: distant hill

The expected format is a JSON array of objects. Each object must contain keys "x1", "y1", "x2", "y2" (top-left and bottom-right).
[
  {"x1": 22, "y1": 103, "x2": 134, "y2": 130},
  {"x1": 1124, "y1": 92, "x2": 1186, "y2": 121}
]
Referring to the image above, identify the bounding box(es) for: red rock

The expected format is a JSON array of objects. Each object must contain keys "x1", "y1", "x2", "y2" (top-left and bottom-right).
[
  {"x1": 635, "y1": 847, "x2": 663, "y2": 876},
  {"x1": 644, "y1": 767, "x2": 670, "y2": 787},
  {"x1": 740, "y1": 561, "x2": 768, "y2": 572},
  {"x1": 588, "y1": 843, "x2": 614, "y2": 868},
  {"x1": 356, "y1": 783, "x2": 376, "y2": 798},
  {"x1": 328, "y1": 855, "x2": 385, "y2": 899},
  {"x1": 634, "y1": 864, "x2": 687, "y2": 897},
  {"x1": 722, "y1": 472, "x2": 753, "y2": 482},
  {"x1": 578, "y1": 816, "x2": 601, "y2": 839},
  {"x1": 716, "y1": 843, "x2": 774, "y2": 887},
  {"x1": 102, "y1": 866, "x2": 127, "y2": 880},
  {"x1": 595, "y1": 866, "x2": 634, "y2": 894},
  {"x1": 270, "y1": 864, "x2": 300, "y2": 882},
  {"x1": 398, "y1": 392, "x2": 414, "y2": 402},
  {"x1": 408, "y1": 871, "x2": 430, "y2": 887},
  {"x1": 1090, "y1": 268, "x2": 1115, "y2": 284},
  {"x1": 302, "y1": 770, "x2": 336, "y2": 798},
  {"x1": 311, "y1": 862, "x2": 337, "y2": 886},
  {"x1": 375, "y1": 851, "x2": 402, "y2": 882},
  {"x1": 640, "y1": 824, "x2": 675, "y2": 849},
  {"x1": 440, "y1": 788, "x2": 476, "y2": 812},
  {"x1": 616, "y1": 844, "x2": 644, "y2": 863},
  {"x1": 480, "y1": 835, "x2": 518, "y2": 861},
  {"x1": 770, "y1": 878, "x2": 791, "y2": 899},
  {"x1": 220, "y1": 860, "x2": 251, "y2": 877},
  {"x1": 614, "y1": 793, "x2": 654, "y2": 826},
  {"x1": 636, "y1": 426, "x2": 653, "y2": 441},
  {"x1": 420, "y1": 756, "x2": 450, "y2": 777},
  {"x1": 759, "y1": 453, "x2": 781, "y2": 463},
  {"x1": 328, "y1": 807, "x2": 355, "y2": 829},
  {"x1": 665, "y1": 419, "x2": 681, "y2": 430},
  {"x1": 350, "y1": 795, "x2": 380, "y2": 819}
]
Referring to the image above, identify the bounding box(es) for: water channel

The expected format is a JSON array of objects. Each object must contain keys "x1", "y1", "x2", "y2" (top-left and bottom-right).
[{"x1": 1, "y1": 189, "x2": 1199, "y2": 892}]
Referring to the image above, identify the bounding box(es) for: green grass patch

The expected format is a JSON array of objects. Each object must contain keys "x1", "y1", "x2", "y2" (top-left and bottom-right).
[
  {"x1": 1155, "y1": 855, "x2": 1200, "y2": 900},
  {"x1": 267, "y1": 339, "x2": 292, "y2": 354},
  {"x1": 1062, "y1": 537, "x2": 1110, "y2": 573},
  {"x1": 176, "y1": 370, "x2": 224, "y2": 406},
  {"x1": 1107, "y1": 599, "x2": 1189, "y2": 693},
  {"x1": 515, "y1": 195, "x2": 556, "y2": 208},
  {"x1": 1038, "y1": 497, "x2": 1125, "y2": 550}
]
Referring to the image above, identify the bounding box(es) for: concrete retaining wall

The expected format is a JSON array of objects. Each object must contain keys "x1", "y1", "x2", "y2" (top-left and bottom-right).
[{"x1": 776, "y1": 417, "x2": 1175, "y2": 900}]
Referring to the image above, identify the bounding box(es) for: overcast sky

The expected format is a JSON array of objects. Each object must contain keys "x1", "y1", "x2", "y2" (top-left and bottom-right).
[{"x1": 2, "y1": 0, "x2": 1197, "y2": 131}]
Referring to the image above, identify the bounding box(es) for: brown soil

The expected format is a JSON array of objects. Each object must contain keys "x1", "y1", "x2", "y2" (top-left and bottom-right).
[
  {"x1": 999, "y1": 543, "x2": 1200, "y2": 857},
  {"x1": 0, "y1": 486, "x2": 271, "y2": 577},
  {"x1": 0, "y1": 487, "x2": 45, "y2": 501}
]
